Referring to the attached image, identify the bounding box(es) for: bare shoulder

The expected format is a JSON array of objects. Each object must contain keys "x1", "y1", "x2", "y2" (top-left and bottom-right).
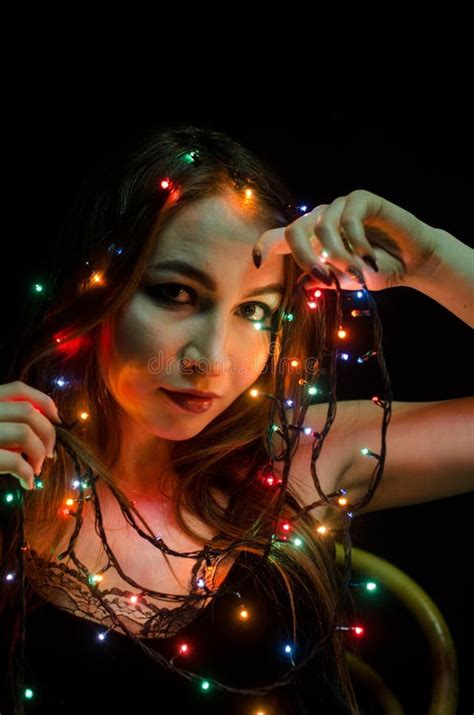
[{"x1": 286, "y1": 400, "x2": 363, "y2": 520}]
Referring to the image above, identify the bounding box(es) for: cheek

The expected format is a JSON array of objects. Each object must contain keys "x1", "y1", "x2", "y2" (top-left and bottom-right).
[
  {"x1": 113, "y1": 298, "x2": 185, "y2": 374},
  {"x1": 230, "y1": 337, "x2": 272, "y2": 385},
  {"x1": 97, "y1": 304, "x2": 161, "y2": 395},
  {"x1": 113, "y1": 303, "x2": 155, "y2": 361}
]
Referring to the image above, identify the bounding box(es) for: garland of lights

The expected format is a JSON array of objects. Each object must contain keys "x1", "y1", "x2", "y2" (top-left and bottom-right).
[{"x1": 1, "y1": 147, "x2": 392, "y2": 711}]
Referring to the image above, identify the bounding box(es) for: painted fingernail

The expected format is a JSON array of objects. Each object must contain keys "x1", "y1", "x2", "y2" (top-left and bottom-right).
[
  {"x1": 311, "y1": 266, "x2": 333, "y2": 286},
  {"x1": 362, "y1": 255, "x2": 379, "y2": 273},
  {"x1": 346, "y1": 266, "x2": 365, "y2": 285},
  {"x1": 252, "y1": 248, "x2": 262, "y2": 268}
]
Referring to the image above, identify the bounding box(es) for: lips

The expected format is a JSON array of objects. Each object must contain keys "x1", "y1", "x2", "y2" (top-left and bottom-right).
[
  {"x1": 163, "y1": 387, "x2": 220, "y2": 399},
  {"x1": 159, "y1": 388, "x2": 217, "y2": 414}
]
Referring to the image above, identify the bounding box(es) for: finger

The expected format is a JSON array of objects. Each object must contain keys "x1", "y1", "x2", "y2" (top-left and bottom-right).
[
  {"x1": 0, "y1": 401, "x2": 57, "y2": 458},
  {"x1": 0, "y1": 422, "x2": 46, "y2": 477},
  {"x1": 312, "y1": 198, "x2": 369, "y2": 276},
  {"x1": 283, "y1": 213, "x2": 334, "y2": 282},
  {"x1": 0, "y1": 380, "x2": 61, "y2": 425},
  {"x1": 253, "y1": 205, "x2": 329, "y2": 266},
  {"x1": 304, "y1": 263, "x2": 358, "y2": 292},
  {"x1": 0, "y1": 448, "x2": 35, "y2": 490},
  {"x1": 252, "y1": 226, "x2": 289, "y2": 267},
  {"x1": 340, "y1": 192, "x2": 379, "y2": 262}
]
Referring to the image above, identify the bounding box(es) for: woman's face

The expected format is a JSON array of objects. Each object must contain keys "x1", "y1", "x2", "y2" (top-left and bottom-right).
[{"x1": 98, "y1": 193, "x2": 284, "y2": 443}]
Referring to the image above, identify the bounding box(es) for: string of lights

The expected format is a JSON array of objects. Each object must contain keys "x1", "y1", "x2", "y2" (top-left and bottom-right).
[{"x1": 1, "y1": 146, "x2": 393, "y2": 712}]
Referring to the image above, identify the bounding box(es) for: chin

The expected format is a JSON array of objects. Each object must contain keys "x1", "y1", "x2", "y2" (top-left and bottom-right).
[{"x1": 144, "y1": 417, "x2": 215, "y2": 442}]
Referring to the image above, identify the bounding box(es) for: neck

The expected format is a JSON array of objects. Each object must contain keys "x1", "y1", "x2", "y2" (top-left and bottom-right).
[{"x1": 110, "y1": 411, "x2": 177, "y2": 500}]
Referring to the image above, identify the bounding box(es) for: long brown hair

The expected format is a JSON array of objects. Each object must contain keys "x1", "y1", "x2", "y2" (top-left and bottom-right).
[{"x1": 1, "y1": 125, "x2": 359, "y2": 712}]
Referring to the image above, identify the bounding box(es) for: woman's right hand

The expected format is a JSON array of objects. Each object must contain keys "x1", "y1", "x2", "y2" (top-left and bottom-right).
[{"x1": 0, "y1": 381, "x2": 61, "y2": 491}]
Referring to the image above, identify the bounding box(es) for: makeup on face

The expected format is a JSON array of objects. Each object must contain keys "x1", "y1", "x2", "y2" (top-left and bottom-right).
[{"x1": 159, "y1": 387, "x2": 216, "y2": 414}]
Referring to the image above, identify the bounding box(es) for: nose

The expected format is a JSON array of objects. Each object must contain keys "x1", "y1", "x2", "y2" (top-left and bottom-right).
[{"x1": 180, "y1": 313, "x2": 231, "y2": 377}]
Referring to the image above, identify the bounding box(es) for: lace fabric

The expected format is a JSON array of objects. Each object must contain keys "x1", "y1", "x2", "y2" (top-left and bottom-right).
[{"x1": 24, "y1": 538, "x2": 227, "y2": 640}]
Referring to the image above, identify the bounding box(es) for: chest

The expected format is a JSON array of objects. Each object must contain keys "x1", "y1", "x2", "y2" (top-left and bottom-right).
[
  {"x1": 26, "y1": 493, "x2": 237, "y2": 639},
  {"x1": 25, "y1": 440, "x2": 339, "y2": 639}
]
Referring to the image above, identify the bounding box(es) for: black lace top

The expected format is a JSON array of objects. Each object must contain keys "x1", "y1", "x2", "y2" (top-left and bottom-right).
[
  {"x1": 2, "y1": 544, "x2": 353, "y2": 714},
  {"x1": 23, "y1": 545, "x2": 218, "y2": 640}
]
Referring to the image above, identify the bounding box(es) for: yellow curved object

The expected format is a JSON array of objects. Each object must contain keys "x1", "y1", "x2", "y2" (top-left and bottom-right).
[
  {"x1": 335, "y1": 544, "x2": 459, "y2": 715},
  {"x1": 345, "y1": 651, "x2": 405, "y2": 714}
]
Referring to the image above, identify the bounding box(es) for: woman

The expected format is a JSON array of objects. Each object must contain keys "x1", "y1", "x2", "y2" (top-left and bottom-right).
[{"x1": 0, "y1": 125, "x2": 473, "y2": 713}]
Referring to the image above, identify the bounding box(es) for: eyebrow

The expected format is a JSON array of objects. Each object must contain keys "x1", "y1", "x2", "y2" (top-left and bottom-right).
[{"x1": 148, "y1": 259, "x2": 283, "y2": 299}]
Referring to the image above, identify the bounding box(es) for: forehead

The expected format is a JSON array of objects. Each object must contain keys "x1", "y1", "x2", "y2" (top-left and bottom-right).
[{"x1": 154, "y1": 194, "x2": 271, "y2": 257}]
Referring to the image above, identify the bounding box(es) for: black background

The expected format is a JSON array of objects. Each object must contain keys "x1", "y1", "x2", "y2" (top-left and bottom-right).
[{"x1": 1, "y1": 103, "x2": 473, "y2": 713}]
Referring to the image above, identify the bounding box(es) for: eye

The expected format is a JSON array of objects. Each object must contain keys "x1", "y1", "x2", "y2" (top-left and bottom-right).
[
  {"x1": 239, "y1": 302, "x2": 272, "y2": 323},
  {"x1": 144, "y1": 283, "x2": 195, "y2": 304},
  {"x1": 144, "y1": 283, "x2": 275, "y2": 324}
]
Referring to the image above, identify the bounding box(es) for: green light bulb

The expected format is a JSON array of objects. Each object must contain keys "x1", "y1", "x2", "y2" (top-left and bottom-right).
[{"x1": 182, "y1": 151, "x2": 197, "y2": 163}]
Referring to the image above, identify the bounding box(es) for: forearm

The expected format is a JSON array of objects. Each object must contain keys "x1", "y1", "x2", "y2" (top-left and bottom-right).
[{"x1": 405, "y1": 228, "x2": 474, "y2": 328}]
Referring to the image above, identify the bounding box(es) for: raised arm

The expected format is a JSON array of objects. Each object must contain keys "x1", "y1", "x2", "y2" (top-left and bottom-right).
[
  {"x1": 404, "y1": 227, "x2": 474, "y2": 328},
  {"x1": 253, "y1": 189, "x2": 474, "y2": 328}
]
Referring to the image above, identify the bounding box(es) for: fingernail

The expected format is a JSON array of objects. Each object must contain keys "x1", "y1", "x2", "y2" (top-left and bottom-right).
[
  {"x1": 252, "y1": 248, "x2": 262, "y2": 268},
  {"x1": 346, "y1": 266, "x2": 365, "y2": 285},
  {"x1": 362, "y1": 255, "x2": 379, "y2": 273},
  {"x1": 311, "y1": 266, "x2": 333, "y2": 286}
]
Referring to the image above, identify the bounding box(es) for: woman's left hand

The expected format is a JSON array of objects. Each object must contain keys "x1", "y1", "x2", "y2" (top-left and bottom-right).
[{"x1": 253, "y1": 189, "x2": 443, "y2": 292}]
